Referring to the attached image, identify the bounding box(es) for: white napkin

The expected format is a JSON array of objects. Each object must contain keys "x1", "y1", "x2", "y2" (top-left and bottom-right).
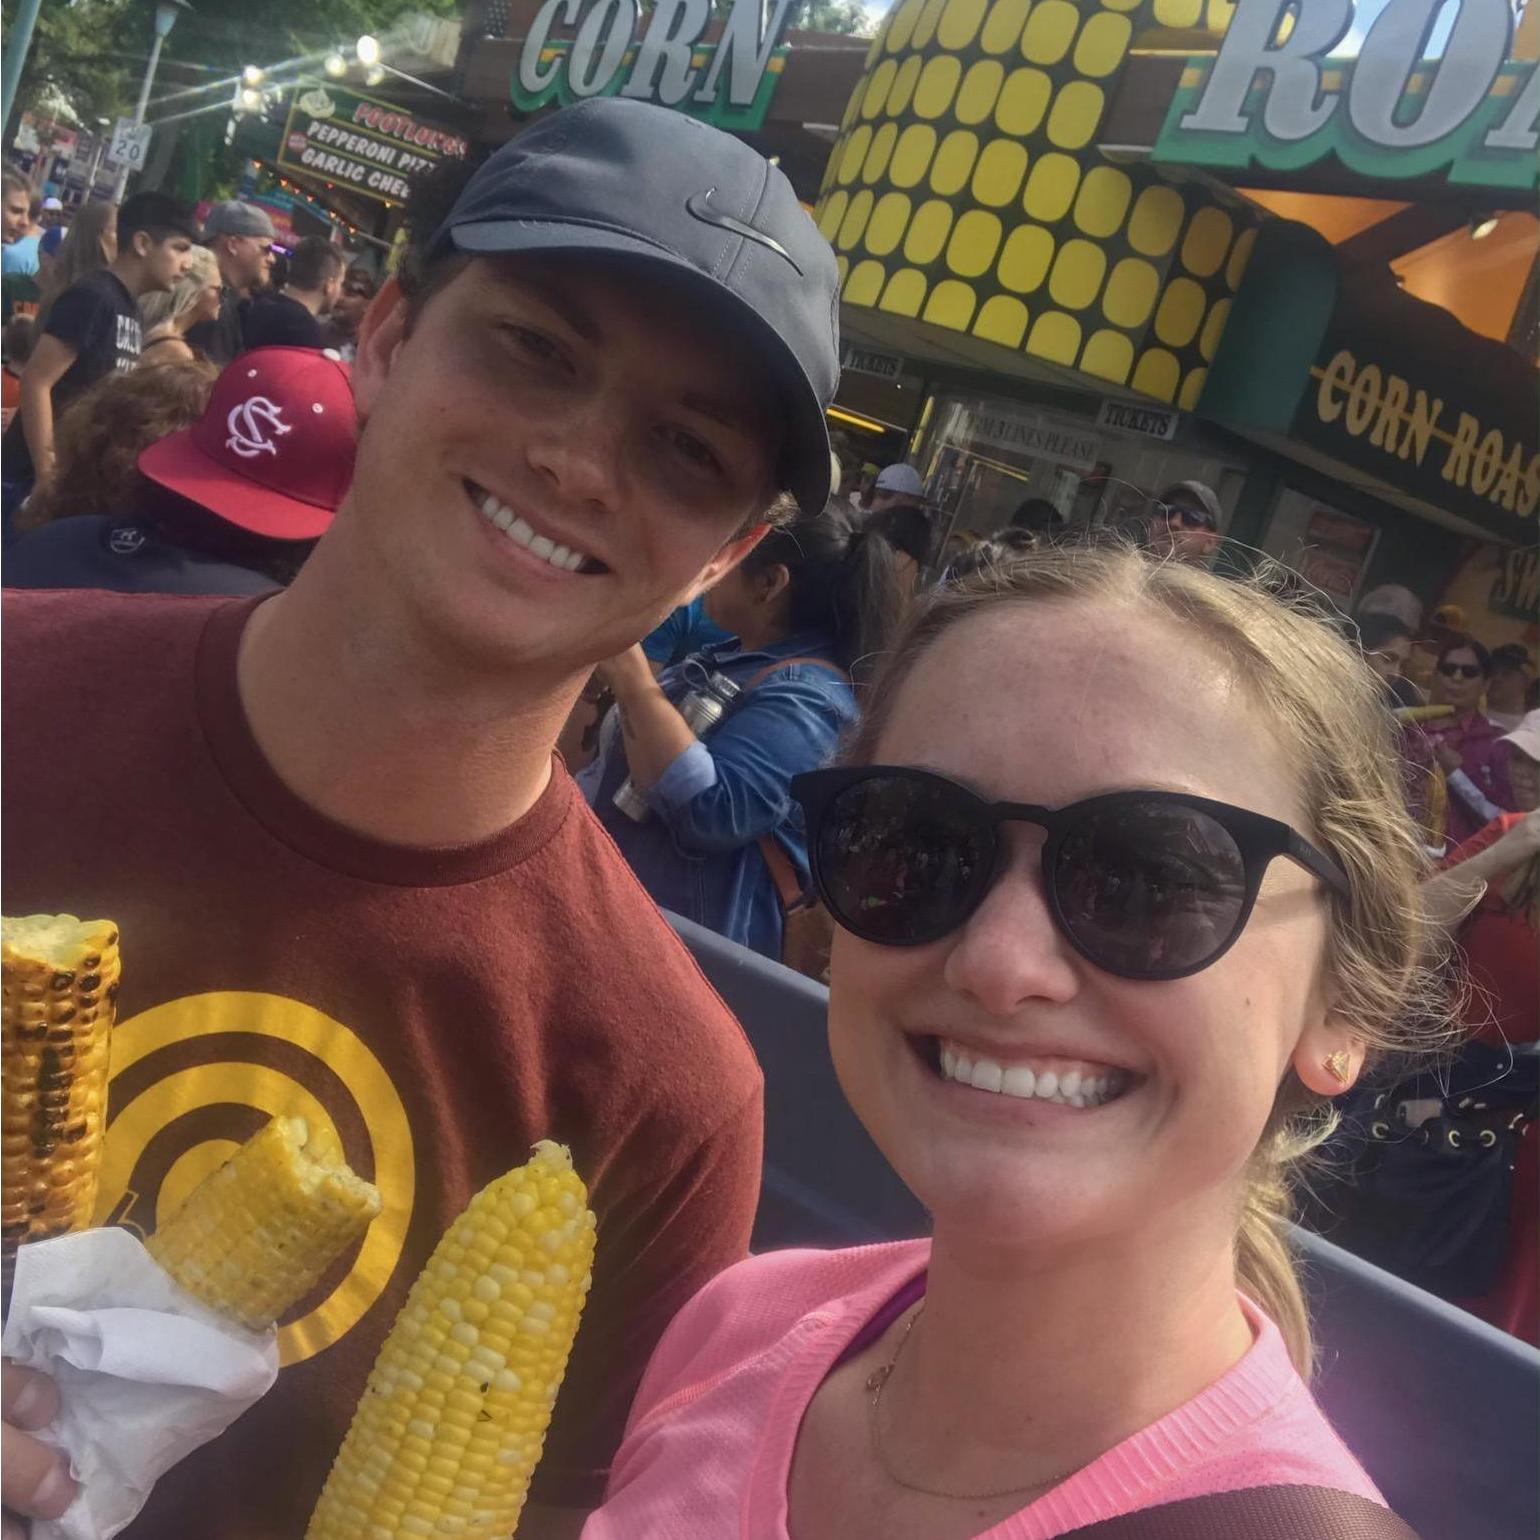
[{"x1": 2, "y1": 1228, "x2": 280, "y2": 1540}]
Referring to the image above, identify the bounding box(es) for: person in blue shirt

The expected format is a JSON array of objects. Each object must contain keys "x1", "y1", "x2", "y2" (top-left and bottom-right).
[
  {"x1": 580, "y1": 500, "x2": 908, "y2": 959},
  {"x1": 641, "y1": 593, "x2": 736, "y2": 668}
]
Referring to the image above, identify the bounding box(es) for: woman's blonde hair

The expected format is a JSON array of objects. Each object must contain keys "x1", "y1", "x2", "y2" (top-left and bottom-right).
[
  {"x1": 139, "y1": 244, "x2": 220, "y2": 333},
  {"x1": 846, "y1": 542, "x2": 1455, "y2": 1374},
  {"x1": 34, "y1": 201, "x2": 116, "y2": 336}
]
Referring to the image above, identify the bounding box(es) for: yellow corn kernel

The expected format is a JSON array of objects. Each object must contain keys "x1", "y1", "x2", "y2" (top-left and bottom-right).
[
  {"x1": 2, "y1": 914, "x2": 120, "y2": 1258},
  {"x1": 307, "y1": 1141, "x2": 597, "y2": 1540},
  {"x1": 147, "y1": 1115, "x2": 381, "y2": 1331}
]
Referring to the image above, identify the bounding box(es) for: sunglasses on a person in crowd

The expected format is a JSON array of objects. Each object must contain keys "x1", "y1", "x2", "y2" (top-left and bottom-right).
[
  {"x1": 790, "y1": 767, "x2": 1350, "y2": 981},
  {"x1": 1150, "y1": 500, "x2": 1217, "y2": 531},
  {"x1": 1437, "y1": 662, "x2": 1484, "y2": 680}
]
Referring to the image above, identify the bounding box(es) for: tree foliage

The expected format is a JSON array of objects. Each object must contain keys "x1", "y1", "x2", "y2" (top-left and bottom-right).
[
  {"x1": 3, "y1": 0, "x2": 457, "y2": 130},
  {"x1": 793, "y1": 0, "x2": 874, "y2": 35}
]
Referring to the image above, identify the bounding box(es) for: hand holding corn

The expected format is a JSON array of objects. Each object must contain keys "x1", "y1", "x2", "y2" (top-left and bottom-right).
[{"x1": 307, "y1": 1141, "x2": 597, "y2": 1540}]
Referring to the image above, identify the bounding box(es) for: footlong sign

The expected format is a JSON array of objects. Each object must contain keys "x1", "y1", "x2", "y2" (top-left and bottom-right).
[{"x1": 278, "y1": 81, "x2": 468, "y2": 207}]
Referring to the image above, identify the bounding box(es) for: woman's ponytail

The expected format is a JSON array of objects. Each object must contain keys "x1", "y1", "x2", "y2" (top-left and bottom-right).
[{"x1": 741, "y1": 499, "x2": 908, "y2": 683}]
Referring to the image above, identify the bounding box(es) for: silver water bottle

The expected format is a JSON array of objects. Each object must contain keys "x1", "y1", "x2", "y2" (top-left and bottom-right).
[{"x1": 612, "y1": 670, "x2": 742, "y2": 822}]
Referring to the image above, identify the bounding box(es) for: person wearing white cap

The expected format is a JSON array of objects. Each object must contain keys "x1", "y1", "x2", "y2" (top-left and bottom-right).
[{"x1": 868, "y1": 460, "x2": 924, "y2": 513}]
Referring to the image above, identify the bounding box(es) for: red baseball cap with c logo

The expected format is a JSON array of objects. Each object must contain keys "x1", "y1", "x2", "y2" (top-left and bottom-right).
[{"x1": 138, "y1": 346, "x2": 357, "y2": 540}]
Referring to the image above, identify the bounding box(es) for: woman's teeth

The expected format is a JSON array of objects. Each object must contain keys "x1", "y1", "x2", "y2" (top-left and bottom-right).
[
  {"x1": 472, "y1": 486, "x2": 591, "y2": 573},
  {"x1": 937, "y1": 1041, "x2": 1131, "y2": 1108}
]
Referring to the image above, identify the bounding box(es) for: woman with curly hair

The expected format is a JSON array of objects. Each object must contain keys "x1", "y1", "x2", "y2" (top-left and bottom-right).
[
  {"x1": 11, "y1": 358, "x2": 215, "y2": 533},
  {"x1": 4, "y1": 353, "x2": 335, "y2": 595}
]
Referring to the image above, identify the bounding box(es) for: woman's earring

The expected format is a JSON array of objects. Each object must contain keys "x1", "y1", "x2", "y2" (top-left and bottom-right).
[{"x1": 1324, "y1": 1050, "x2": 1353, "y2": 1087}]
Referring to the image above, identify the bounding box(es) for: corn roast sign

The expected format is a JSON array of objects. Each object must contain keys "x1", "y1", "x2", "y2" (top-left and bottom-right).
[{"x1": 1196, "y1": 220, "x2": 1538, "y2": 544}]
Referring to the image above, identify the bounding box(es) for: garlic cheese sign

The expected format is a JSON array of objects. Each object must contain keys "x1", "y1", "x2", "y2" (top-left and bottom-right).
[
  {"x1": 1156, "y1": 0, "x2": 1537, "y2": 187},
  {"x1": 512, "y1": 0, "x2": 795, "y2": 129}
]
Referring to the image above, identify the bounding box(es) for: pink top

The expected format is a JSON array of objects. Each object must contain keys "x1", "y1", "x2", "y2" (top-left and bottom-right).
[{"x1": 582, "y1": 1241, "x2": 1384, "y2": 1540}]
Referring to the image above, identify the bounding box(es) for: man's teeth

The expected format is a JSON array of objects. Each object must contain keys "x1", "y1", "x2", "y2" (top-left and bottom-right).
[
  {"x1": 474, "y1": 489, "x2": 588, "y2": 573},
  {"x1": 937, "y1": 1042, "x2": 1130, "y2": 1107}
]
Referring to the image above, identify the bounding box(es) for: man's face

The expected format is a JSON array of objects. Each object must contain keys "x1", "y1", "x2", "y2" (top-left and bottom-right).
[
  {"x1": 320, "y1": 267, "x2": 344, "y2": 316},
  {"x1": 221, "y1": 232, "x2": 274, "y2": 292},
  {"x1": 1364, "y1": 632, "x2": 1412, "y2": 685},
  {"x1": 2, "y1": 189, "x2": 30, "y2": 243},
  {"x1": 1148, "y1": 498, "x2": 1220, "y2": 563},
  {"x1": 332, "y1": 272, "x2": 375, "y2": 335},
  {"x1": 343, "y1": 253, "x2": 782, "y2": 677},
  {"x1": 138, "y1": 232, "x2": 194, "y2": 293}
]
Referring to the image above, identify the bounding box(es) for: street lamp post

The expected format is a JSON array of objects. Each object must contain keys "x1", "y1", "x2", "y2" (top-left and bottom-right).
[{"x1": 111, "y1": 0, "x2": 192, "y2": 203}]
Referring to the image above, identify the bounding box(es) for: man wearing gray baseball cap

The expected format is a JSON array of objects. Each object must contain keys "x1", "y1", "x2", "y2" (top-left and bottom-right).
[
  {"x1": 3, "y1": 99, "x2": 842, "y2": 1539},
  {"x1": 184, "y1": 198, "x2": 277, "y2": 363}
]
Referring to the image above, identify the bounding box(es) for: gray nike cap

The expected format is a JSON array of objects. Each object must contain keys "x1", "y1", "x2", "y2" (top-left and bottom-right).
[{"x1": 430, "y1": 98, "x2": 840, "y2": 517}]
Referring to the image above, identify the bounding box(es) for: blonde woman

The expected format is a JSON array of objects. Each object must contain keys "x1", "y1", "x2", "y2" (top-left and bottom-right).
[
  {"x1": 581, "y1": 545, "x2": 1445, "y2": 1540},
  {"x1": 138, "y1": 244, "x2": 221, "y2": 365}
]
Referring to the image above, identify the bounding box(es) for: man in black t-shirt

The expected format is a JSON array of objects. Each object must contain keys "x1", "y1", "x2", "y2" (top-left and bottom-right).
[
  {"x1": 240, "y1": 235, "x2": 343, "y2": 351},
  {"x1": 5, "y1": 191, "x2": 197, "y2": 493}
]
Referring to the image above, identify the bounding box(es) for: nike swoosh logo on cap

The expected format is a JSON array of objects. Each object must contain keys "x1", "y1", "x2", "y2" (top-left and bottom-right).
[{"x1": 685, "y1": 189, "x2": 803, "y2": 275}]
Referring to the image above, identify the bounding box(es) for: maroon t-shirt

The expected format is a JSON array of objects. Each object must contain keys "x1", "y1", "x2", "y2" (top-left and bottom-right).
[{"x1": 1, "y1": 589, "x2": 764, "y2": 1535}]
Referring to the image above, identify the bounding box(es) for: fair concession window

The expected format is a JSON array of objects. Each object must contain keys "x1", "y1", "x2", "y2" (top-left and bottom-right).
[{"x1": 915, "y1": 393, "x2": 1106, "y2": 540}]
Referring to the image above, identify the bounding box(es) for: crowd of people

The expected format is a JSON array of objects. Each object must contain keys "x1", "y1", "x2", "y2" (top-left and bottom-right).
[{"x1": 0, "y1": 98, "x2": 1535, "y2": 1540}]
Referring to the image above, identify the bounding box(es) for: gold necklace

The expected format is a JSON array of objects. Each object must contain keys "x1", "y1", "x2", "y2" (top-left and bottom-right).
[{"x1": 866, "y1": 1305, "x2": 1080, "y2": 1503}]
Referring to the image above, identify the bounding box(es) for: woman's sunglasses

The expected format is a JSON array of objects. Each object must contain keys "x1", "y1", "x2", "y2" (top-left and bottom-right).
[
  {"x1": 1437, "y1": 662, "x2": 1484, "y2": 680},
  {"x1": 790, "y1": 767, "x2": 1351, "y2": 981}
]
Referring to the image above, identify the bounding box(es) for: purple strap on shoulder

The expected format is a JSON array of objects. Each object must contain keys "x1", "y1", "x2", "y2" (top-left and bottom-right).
[{"x1": 834, "y1": 1271, "x2": 927, "y2": 1367}]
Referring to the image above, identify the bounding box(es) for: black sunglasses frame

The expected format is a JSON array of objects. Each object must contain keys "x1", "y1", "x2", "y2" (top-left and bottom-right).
[
  {"x1": 1436, "y1": 663, "x2": 1484, "y2": 680},
  {"x1": 790, "y1": 766, "x2": 1351, "y2": 982},
  {"x1": 1149, "y1": 499, "x2": 1217, "y2": 532}
]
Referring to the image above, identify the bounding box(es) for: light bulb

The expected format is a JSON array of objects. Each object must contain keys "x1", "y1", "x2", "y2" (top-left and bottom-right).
[
  {"x1": 323, "y1": 51, "x2": 347, "y2": 77},
  {"x1": 355, "y1": 34, "x2": 381, "y2": 66}
]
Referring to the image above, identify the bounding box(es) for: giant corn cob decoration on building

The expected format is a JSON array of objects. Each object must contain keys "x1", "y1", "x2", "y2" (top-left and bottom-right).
[
  {"x1": 147, "y1": 1115, "x2": 382, "y2": 1332},
  {"x1": 2, "y1": 914, "x2": 121, "y2": 1256},
  {"x1": 307, "y1": 1140, "x2": 596, "y2": 1540}
]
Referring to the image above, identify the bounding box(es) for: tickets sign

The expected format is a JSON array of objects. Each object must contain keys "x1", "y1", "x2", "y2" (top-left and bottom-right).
[{"x1": 278, "y1": 81, "x2": 468, "y2": 206}]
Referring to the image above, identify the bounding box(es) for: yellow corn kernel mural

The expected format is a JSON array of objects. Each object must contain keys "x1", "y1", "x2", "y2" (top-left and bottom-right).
[{"x1": 816, "y1": 0, "x2": 1257, "y2": 408}]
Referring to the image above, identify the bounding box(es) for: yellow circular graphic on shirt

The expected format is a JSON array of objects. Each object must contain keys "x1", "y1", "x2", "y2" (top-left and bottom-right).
[{"x1": 93, "y1": 992, "x2": 414, "y2": 1368}]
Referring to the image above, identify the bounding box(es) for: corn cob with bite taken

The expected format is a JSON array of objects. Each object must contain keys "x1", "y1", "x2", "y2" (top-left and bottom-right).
[
  {"x1": 306, "y1": 1140, "x2": 596, "y2": 1540},
  {"x1": 3, "y1": 914, "x2": 121, "y2": 1258},
  {"x1": 147, "y1": 1114, "x2": 381, "y2": 1332}
]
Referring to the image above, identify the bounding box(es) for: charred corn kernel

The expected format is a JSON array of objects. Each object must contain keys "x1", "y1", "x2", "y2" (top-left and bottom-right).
[
  {"x1": 147, "y1": 1115, "x2": 381, "y2": 1331},
  {"x1": 2, "y1": 914, "x2": 120, "y2": 1254},
  {"x1": 307, "y1": 1141, "x2": 596, "y2": 1540}
]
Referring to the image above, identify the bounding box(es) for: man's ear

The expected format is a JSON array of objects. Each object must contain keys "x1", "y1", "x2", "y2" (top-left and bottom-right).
[
  {"x1": 680, "y1": 522, "x2": 769, "y2": 605},
  {"x1": 351, "y1": 276, "x2": 410, "y2": 422},
  {"x1": 130, "y1": 230, "x2": 152, "y2": 261}
]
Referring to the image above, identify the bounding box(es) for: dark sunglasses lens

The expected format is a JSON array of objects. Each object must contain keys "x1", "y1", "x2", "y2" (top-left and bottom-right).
[
  {"x1": 815, "y1": 775, "x2": 991, "y2": 944},
  {"x1": 1052, "y1": 801, "x2": 1248, "y2": 977},
  {"x1": 1439, "y1": 663, "x2": 1480, "y2": 679}
]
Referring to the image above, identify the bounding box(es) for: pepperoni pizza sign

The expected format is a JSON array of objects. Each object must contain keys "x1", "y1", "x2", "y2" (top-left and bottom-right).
[{"x1": 278, "y1": 80, "x2": 468, "y2": 206}]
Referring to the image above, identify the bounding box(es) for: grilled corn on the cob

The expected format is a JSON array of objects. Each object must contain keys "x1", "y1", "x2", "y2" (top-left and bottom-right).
[
  {"x1": 2, "y1": 914, "x2": 121, "y2": 1254},
  {"x1": 147, "y1": 1115, "x2": 382, "y2": 1332},
  {"x1": 307, "y1": 1140, "x2": 596, "y2": 1540}
]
